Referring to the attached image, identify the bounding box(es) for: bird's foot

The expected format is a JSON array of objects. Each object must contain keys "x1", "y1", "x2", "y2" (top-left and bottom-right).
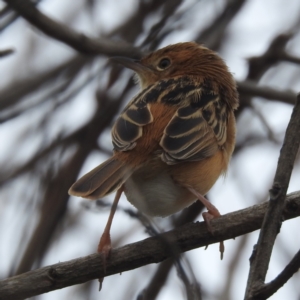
[{"x1": 97, "y1": 232, "x2": 112, "y2": 291}]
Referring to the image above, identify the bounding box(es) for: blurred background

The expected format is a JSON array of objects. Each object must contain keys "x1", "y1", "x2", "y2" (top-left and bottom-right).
[{"x1": 0, "y1": 0, "x2": 300, "y2": 299}]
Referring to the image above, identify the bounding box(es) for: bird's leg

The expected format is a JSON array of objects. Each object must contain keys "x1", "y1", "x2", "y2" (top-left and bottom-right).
[
  {"x1": 98, "y1": 185, "x2": 124, "y2": 290},
  {"x1": 187, "y1": 187, "x2": 224, "y2": 259}
]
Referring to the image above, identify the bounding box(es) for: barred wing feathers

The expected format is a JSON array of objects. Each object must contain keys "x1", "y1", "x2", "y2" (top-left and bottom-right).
[
  {"x1": 161, "y1": 89, "x2": 229, "y2": 164},
  {"x1": 112, "y1": 77, "x2": 230, "y2": 165}
]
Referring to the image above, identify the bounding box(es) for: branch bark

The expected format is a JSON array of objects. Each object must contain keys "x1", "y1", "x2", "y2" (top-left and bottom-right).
[
  {"x1": 0, "y1": 191, "x2": 300, "y2": 300},
  {"x1": 245, "y1": 94, "x2": 300, "y2": 299}
]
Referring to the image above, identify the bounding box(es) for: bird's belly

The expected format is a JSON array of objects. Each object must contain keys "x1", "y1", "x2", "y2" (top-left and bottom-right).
[{"x1": 124, "y1": 170, "x2": 195, "y2": 217}]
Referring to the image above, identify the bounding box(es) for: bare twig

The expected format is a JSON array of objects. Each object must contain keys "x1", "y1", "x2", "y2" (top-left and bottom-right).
[
  {"x1": 252, "y1": 248, "x2": 300, "y2": 299},
  {"x1": 196, "y1": 0, "x2": 247, "y2": 50},
  {"x1": 0, "y1": 4, "x2": 18, "y2": 33},
  {"x1": 138, "y1": 259, "x2": 175, "y2": 300},
  {"x1": 237, "y1": 33, "x2": 295, "y2": 115},
  {"x1": 237, "y1": 80, "x2": 296, "y2": 105},
  {"x1": 107, "y1": 0, "x2": 162, "y2": 42},
  {"x1": 141, "y1": 0, "x2": 184, "y2": 50},
  {"x1": 0, "y1": 55, "x2": 90, "y2": 111},
  {"x1": 247, "y1": 34, "x2": 294, "y2": 80},
  {"x1": 0, "y1": 192, "x2": 300, "y2": 300},
  {"x1": 281, "y1": 53, "x2": 300, "y2": 65},
  {"x1": 245, "y1": 94, "x2": 300, "y2": 299},
  {"x1": 0, "y1": 63, "x2": 98, "y2": 124},
  {"x1": 138, "y1": 201, "x2": 204, "y2": 299},
  {"x1": 4, "y1": 0, "x2": 142, "y2": 58},
  {"x1": 0, "y1": 48, "x2": 14, "y2": 57},
  {"x1": 250, "y1": 104, "x2": 278, "y2": 143}
]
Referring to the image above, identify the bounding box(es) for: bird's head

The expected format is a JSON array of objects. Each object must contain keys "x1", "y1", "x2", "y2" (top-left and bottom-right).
[{"x1": 110, "y1": 42, "x2": 238, "y2": 109}]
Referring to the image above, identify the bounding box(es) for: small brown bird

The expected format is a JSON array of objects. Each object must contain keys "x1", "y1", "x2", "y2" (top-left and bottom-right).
[{"x1": 69, "y1": 42, "x2": 238, "y2": 278}]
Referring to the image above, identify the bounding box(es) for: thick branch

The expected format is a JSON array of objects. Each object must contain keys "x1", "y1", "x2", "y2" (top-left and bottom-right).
[
  {"x1": 245, "y1": 95, "x2": 300, "y2": 299},
  {"x1": 4, "y1": 0, "x2": 142, "y2": 58},
  {"x1": 0, "y1": 192, "x2": 299, "y2": 300}
]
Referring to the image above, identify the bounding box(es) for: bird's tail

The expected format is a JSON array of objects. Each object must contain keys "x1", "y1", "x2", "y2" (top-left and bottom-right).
[{"x1": 68, "y1": 157, "x2": 132, "y2": 200}]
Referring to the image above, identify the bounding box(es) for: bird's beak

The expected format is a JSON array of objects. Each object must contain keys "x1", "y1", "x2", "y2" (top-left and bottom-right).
[{"x1": 109, "y1": 56, "x2": 150, "y2": 74}]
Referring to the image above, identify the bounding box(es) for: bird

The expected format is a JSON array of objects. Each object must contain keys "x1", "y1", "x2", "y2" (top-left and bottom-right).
[{"x1": 69, "y1": 42, "x2": 239, "y2": 285}]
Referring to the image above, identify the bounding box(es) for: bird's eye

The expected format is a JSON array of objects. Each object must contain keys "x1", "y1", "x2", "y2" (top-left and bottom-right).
[{"x1": 157, "y1": 58, "x2": 171, "y2": 70}]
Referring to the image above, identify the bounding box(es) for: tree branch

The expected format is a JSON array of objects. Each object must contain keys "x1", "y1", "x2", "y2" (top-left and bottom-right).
[
  {"x1": 237, "y1": 80, "x2": 296, "y2": 105},
  {"x1": 252, "y1": 248, "x2": 300, "y2": 299},
  {"x1": 0, "y1": 55, "x2": 90, "y2": 111},
  {"x1": 0, "y1": 192, "x2": 300, "y2": 300},
  {"x1": 4, "y1": 0, "x2": 143, "y2": 58},
  {"x1": 0, "y1": 48, "x2": 14, "y2": 58},
  {"x1": 245, "y1": 94, "x2": 300, "y2": 299},
  {"x1": 195, "y1": 0, "x2": 247, "y2": 50}
]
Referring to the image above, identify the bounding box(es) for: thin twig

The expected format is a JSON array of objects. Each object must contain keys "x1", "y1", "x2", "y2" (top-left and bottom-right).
[
  {"x1": 244, "y1": 94, "x2": 300, "y2": 299},
  {"x1": 247, "y1": 34, "x2": 294, "y2": 80},
  {"x1": 195, "y1": 0, "x2": 247, "y2": 50},
  {"x1": 281, "y1": 53, "x2": 300, "y2": 65},
  {"x1": 138, "y1": 258, "x2": 174, "y2": 300},
  {"x1": 237, "y1": 80, "x2": 296, "y2": 105},
  {"x1": 252, "y1": 248, "x2": 300, "y2": 299},
  {"x1": 250, "y1": 104, "x2": 278, "y2": 143},
  {"x1": 0, "y1": 192, "x2": 300, "y2": 300},
  {"x1": 0, "y1": 48, "x2": 14, "y2": 57},
  {"x1": 0, "y1": 55, "x2": 89, "y2": 111}
]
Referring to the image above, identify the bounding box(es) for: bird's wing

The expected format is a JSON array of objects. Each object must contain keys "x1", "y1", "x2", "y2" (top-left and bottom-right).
[
  {"x1": 111, "y1": 77, "x2": 193, "y2": 151},
  {"x1": 160, "y1": 82, "x2": 229, "y2": 164},
  {"x1": 111, "y1": 77, "x2": 229, "y2": 164}
]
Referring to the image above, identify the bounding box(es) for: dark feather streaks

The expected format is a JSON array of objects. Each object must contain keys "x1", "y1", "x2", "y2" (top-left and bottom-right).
[
  {"x1": 161, "y1": 84, "x2": 196, "y2": 104},
  {"x1": 165, "y1": 114, "x2": 202, "y2": 136},
  {"x1": 193, "y1": 92, "x2": 217, "y2": 107},
  {"x1": 112, "y1": 76, "x2": 229, "y2": 158},
  {"x1": 115, "y1": 118, "x2": 139, "y2": 141},
  {"x1": 126, "y1": 105, "x2": 152, "y2": 125},
  {"x1": 202, "y1": 99, "x2": 228, "y2": 144},
  {"x1": 160, "y1": 79, "x2": 230, "y2": 163},
  {"x1": 202, "y1": 107, "x2": 213, "y2": 123},
  {"x1": 163, "y1": 130, "x2": 199, "y2": 152},
  {"x1": 174, "y1": 140, "x2": 217, "y2": 160},
  {"x1": 112, "y1": 77, "x2": 196, "y2": 151},
  {"x1": 177, "y1": 105, "x2": 196, "y2": 117},
  {"x1": 143, "y1": 79, "x2": 176, "y2": 103}
]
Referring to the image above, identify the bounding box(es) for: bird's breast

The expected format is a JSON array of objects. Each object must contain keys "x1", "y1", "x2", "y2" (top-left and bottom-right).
[{"x1": 123, "y1": 161, "x2": 195, "y2": 217}]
